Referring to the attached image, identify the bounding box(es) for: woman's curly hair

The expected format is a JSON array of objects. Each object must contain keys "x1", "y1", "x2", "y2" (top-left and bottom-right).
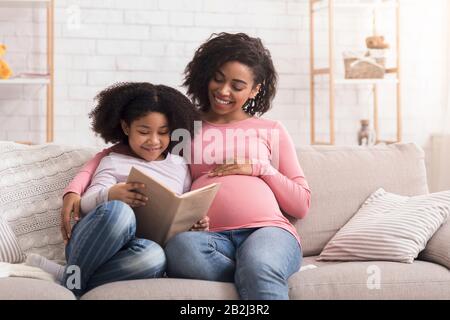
[
  {"x1": 89, "y1": 82, "x2": 200, "y2": 151},
  {"x1": 183, "y1": 32, "x2": 277, "y2": 116}
]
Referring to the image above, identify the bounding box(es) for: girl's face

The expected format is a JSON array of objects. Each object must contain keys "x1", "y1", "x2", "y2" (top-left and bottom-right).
[
  {"x1": 207, "y1": 61, "x2": 260, "y2": 121},
  {"x1": 121, "y1": 112, "x2": 170, "y2": 161}
]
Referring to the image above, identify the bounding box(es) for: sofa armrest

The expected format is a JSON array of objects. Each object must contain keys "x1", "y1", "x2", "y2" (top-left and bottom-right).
[{"x1": 419, "y1": 219, "x2": 450, "y2": 269}]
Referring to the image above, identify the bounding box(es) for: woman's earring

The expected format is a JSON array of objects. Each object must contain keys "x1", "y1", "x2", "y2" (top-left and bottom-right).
[{"x1": 243, "y1": 98, "x2": 255, "y2": 113}]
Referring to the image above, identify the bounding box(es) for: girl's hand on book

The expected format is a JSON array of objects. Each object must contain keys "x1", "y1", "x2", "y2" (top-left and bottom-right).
[
  {"x1": 190, "y1": 216, "x2": 210, "y2": 231},
  {"x1": 108, "y1": 182, "x2": 148, "y2": 208},
  {"x1": 61, "y1": 192, "x2": 81, "y2": 245},
  {"x1": 208, "y1": 159, "x2": 252, "y2": 177}
]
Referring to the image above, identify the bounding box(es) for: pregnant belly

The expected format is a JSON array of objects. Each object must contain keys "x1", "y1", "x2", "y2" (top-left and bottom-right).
[{"x1": 191, "y1": 174, "x2": 283, "y2": 229}]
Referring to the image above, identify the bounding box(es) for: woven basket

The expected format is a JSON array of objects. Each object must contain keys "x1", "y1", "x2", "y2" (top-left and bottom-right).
[{"x1": 344, "y1": 54, "x2": 385, "y2": 79}]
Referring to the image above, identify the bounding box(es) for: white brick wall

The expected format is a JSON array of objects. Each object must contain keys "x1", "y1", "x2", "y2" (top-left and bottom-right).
[{"x1": 0, "y1": 0, "x2": 448, "y2": 149}]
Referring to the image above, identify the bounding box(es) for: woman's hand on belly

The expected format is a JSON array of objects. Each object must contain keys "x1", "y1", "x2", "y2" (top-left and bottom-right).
[{"x1": 207, "y1": 158, "x2": 252, "y2": 177}]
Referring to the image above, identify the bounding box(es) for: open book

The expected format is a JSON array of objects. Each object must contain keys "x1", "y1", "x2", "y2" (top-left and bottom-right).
[{"x1": 127, "y1": 167, "x2": 220, "y2": 246}]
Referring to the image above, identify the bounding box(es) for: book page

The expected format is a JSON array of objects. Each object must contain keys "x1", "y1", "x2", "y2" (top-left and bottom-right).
[{"x1": 166, "y1": 184, "x2": 220, "y2": 243}]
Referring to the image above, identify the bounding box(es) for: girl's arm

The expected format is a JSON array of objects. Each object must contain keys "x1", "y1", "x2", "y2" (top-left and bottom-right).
[
  {"x1": 252, "y1": 121, "x2": 311, "y2": 219},
  {"x1": 61, "y1": 144, "x2": 128, "y2": 242},
  {"x1": 63, "y1": 143, "x2": 127, "y2": 196},
  {"x1": 80, "y1": 156, "x2": 117, "y2": 214},
  {"x1": 80, "y1": 155, "x2": 148, "y2": 215}
]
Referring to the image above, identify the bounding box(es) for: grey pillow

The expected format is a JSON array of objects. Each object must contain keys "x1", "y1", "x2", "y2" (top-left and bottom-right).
[
  {"x1": 318, "y1": 188, "x2": 450, "y2": 263},
  {"x1": 419, "y1": 219, "x2": 450, "y2": 269}
]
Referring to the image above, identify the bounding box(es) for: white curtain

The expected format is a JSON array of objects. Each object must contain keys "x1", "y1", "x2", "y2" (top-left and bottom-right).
[
  {"x1": 430, "y1": 1, "x2": 450, "y2": 192},
  {"x1": 442, "y1": 1, "x2": 450, "y2": 134}
]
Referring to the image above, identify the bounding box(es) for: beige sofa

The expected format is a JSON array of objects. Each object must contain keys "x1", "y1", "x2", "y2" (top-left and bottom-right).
[{"x1": 0, "y1": 142, "x2": 449, "y2": 300}]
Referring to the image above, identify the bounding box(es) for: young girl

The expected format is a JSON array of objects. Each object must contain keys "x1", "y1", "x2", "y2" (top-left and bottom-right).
[
  {"x1": 60, "y1": 33, "x2": 311, "y2": 300},
  {"x1": 30, "y1": 82, "x2": 206, "y2": 296}
]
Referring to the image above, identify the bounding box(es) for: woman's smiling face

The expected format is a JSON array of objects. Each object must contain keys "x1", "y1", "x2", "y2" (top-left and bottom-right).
[{"x1": 207, "y1": 61, "x2": 260, "y2": 121}]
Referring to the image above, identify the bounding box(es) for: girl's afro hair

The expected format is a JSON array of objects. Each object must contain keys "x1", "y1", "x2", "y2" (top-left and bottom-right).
[{"x1": 89, "y1": 82, "x2": 200, "y2": 151}]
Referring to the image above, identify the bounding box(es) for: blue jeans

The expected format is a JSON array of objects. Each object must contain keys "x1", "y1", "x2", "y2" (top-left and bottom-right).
[
  {"x1": 165, "y1": 227, "x2": 302, "y2": 300},
  {"x1": 62, "y1": 200, "x2": 166, "y2": 296}
]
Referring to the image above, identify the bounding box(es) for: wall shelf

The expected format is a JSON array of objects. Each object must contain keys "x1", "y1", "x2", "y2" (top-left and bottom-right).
[
  {"x1": 0, "y1": 77, "x2": 50, "y2": 85},
  {"x1": 314, "y1": 78, "x2": 399, "y2": 85},
  {"x1": 0, "y1": 0, "x2": 51, "y2": 8},
  {"x1": 334, "y1": 78, "x2": 398, "y2": 85},
  {"x1": 0, "y1": 0, "x2": 54, "y2": 142},
  {"x1": 312, "y1": 1, "x2": 398, "y2": 12},
  {"x1": 309, "y1": 0, "x2": 401, "y2": 145}
]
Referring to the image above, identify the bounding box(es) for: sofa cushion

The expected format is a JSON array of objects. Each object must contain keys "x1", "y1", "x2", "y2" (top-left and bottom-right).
[
  {"x1": 80, "y1": 278, "x2": 239, "y2": 300},
  {"x1": 81, "y1": 259, "x2": 449, "y2": 300},
  {"x1": 295, "y1": 143, "x2": 429, "y2": 256},
  {"x1": 0, "y1": 277, "x2": 76, "y2": 300},
  {"x1": 0, "y1": 142, "x2": 98, "y2": 263},
  {"x1": 317, "y1": 188, "x2": 450, "y2": 263},
  {"x1": 289, "y1": 256, "x2": 450, "y2": 299},
  {"x1": 0, "y1": 217, "x2": 23, "y2": 263}
]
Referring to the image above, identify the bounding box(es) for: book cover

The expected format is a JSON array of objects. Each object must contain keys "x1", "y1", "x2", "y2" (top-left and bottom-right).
[{"x1": 127, "y1": 166, "x2": 220, "y2": 245}]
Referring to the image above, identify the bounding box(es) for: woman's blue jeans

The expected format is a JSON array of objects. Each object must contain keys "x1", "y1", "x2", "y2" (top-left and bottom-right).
[
  {"x1": 62, "y1": 200, "x2": 166, "y2": 296},
  {"x1": 165, "y1": 227, "x2": 302, "y2": 300}
]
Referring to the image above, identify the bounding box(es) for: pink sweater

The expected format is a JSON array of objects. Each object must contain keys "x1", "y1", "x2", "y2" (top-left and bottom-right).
[
  {"x1": 189, "y1": 117, "x2": 310, "y2": 244},
  {"x1": 64, "y1": 117, "x2": 311, "y2": 245}
]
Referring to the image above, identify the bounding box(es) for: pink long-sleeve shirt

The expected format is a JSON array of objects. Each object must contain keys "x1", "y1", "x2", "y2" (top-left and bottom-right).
[
  {"x1": 64, "y1": 117, "x2": 311, "y2": 245},
  {"x1": 189, "y1": 117, "x2": 310, "y2": 245}
]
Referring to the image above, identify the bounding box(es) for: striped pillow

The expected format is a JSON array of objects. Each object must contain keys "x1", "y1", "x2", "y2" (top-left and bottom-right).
[
  {"x1": 0, "y1": 217, "x2": 23, "y2": 263},
  {"x1": 318, "y1": 188, "x2": 450, "y2": 263}
]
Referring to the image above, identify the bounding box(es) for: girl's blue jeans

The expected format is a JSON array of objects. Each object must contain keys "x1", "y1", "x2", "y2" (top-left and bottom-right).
[
  {"x1": 62, "y1": 200, "x2": 166, "y2": 296},
  {"x1": 165, "y1": 226, "x2": 302, "y2": 300}
]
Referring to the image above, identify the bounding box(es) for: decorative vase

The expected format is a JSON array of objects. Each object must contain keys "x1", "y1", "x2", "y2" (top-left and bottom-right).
[{"x1": 358, "y1": 119, "x2": 376, "y2": 146}]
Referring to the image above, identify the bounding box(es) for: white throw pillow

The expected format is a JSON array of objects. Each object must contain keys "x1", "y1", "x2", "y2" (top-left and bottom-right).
[
  {"x1": 318, "y1": 188, "x2": 450, "y2": 263},
  {"x1": 0, "y1": 142, "x2": 98, "y2": 263},
  {"x1": 0, "y1": 217, "x2": 23, "y2": 263}
]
